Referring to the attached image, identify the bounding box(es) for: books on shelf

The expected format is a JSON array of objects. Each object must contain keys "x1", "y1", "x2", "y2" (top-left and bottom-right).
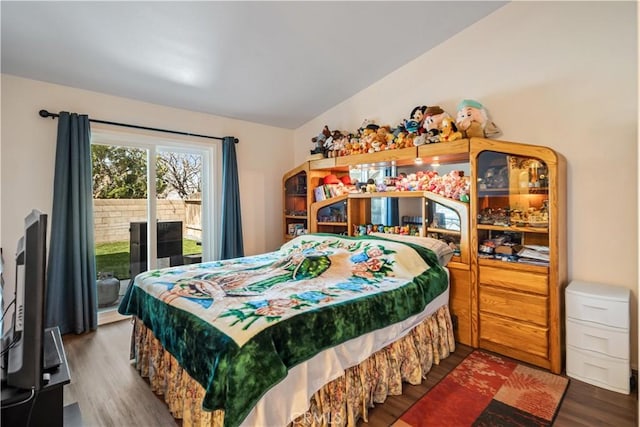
[
  {"x1": 314, "y1": 184, "x2": 348, "y2": 202},
  {"x1": 517, "y1": 258, "x2": 549, "y2": 266},
  {"x1": 517, "y1": 246, "x2": 549, "y2": 261},
  {"x1": 314, "y1": 186, "x2": 326, "y2": 202},
  {"x1": 517, "y1": 245, "x2": 550, "y2": 266}
]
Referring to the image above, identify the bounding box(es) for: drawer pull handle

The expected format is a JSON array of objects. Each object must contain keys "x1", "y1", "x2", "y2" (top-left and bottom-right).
[
  {"x1": 583, "y1": 304, "x2": 606, "y2": 310},
  {"x1": 585, "y1": 333, "x2": 606, "y2": 340}
]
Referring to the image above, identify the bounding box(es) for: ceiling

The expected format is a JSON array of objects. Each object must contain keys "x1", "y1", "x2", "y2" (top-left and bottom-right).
[{"x1": 1, "y1": 1, "x2": 506, "y2": 129}]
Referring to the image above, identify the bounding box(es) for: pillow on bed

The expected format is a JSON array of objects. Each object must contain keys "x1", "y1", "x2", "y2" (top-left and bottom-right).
[{"x1": 368, "y1": 232, "x2": 455, "y2": 266}]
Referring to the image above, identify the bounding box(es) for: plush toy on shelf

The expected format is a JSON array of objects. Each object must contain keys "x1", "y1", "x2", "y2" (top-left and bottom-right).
[
  {"x1": 365, "y1": 178, "x2": 377, "y2": 193},
  {"x1": 359, "y1": 118, "x2": 379, "y2": 132},
  {"x1": 439, "y1": 117, "x2": 463, "y2": 142},
  {"x1": 422, "y1": 106, "x2": 452, "y2": 144},
  {"x1": 310, "y1": 125, "x2": 332, "y2": 156},
  {"x1": 455, "y1": 99, "x2": 501, "y2": 139},
  {"x1": 404, "y1": 105, "x2": 427, "y2": 134}
]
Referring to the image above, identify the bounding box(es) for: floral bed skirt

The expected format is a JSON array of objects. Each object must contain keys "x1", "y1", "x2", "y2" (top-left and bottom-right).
[{"x1": 131, "y1": 304, "x2": 455, "y2": 427}]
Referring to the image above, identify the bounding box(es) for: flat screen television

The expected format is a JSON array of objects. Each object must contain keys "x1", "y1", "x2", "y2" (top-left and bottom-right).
[{"x1": 3, "y1": 210, "x2": 48, "y2": 391}]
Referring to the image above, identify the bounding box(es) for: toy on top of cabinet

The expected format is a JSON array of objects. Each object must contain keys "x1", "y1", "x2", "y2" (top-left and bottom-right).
[
  {"x1": 422, "y1": 106, "x2": 453, "y2": 144},
  {"x1": 310, "y1": 125, "x2": 332, "y2": 156},
  {"x1": 455, "y1": 99, "x2": 501, "y2": 139},
  {"x1": 439, "y1": 116, "x2": 463, "y2": 142},
  {"x1": 404, "y1": 105, "x2": 427, "y2": 134}
]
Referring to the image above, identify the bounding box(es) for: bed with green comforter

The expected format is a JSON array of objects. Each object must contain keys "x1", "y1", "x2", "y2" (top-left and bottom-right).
[{"x1": 118, "y1": 233, "x2": 449, "y2": 427}]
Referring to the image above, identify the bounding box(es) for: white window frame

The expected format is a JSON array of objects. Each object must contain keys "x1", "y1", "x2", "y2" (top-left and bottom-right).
[{"x1": 90, "y1": 129, "x2": 219, "y2": 266}]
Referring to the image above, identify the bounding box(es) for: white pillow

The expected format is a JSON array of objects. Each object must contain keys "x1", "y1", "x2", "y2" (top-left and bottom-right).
[{"x1": 368, "y1": 232, "x2": 455, "y2": 266}]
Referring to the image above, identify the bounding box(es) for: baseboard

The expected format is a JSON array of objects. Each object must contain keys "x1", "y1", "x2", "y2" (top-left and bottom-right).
[{"x1": 97, "y1": 309, "x2": 130, "y2": 326}]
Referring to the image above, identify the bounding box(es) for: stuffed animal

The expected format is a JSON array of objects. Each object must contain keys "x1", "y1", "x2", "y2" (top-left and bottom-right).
[
  {"x1": 310, "y1": 125, "x2": 331, "y2": 155},
  {"x1": 365, "y1": 178, "x2": 377, "y2": 193},
  {"x1": 455, "y1": 99, "x2": 501, "y2": 138},
  {"x1": 422, "y1": 106, "x2": 452, "y2": 141},
  {"x1": 327, "y1": 130, "x2": 347, "y2": 157},
  {"x1": 395, "y1": 131, "x2": 408, "y2": 149},
  {"x1": 375, "y1": 126, "x2": 393, "y2": 151},
  {"x1": 439, "y1": 117, "x2": 463, "y2": 142},
  {"x1": 404, "y1": 105, "x2": 427, "y2": 134},
  {"x1": 425, "y1": 128, "x2": 440, "y2": 144},
  {"x1": 359, "y1": 119, "x2": 379, "y2": 132},
  {"x1": 413, "y1": 134, "x2": 428, "y2": 146}
]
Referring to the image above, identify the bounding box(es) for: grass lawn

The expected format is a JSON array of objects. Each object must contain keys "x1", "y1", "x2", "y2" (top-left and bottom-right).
[{"x1": 96, "y1": 239, "x2": 201, "y2": 280}]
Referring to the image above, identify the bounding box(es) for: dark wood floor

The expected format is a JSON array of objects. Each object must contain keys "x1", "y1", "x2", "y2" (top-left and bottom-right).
[{"x1": 61, "y1": 319, "x2": 637, "y2": 426}]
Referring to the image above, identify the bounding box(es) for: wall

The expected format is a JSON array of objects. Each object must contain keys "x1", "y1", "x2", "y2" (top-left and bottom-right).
[
  {"x1": 294, "y1": 2, "x2": 639, "y2": 366},
  {"x1": 1, "y1": 75, "x2": 293, "y2": 306},
  {"x1": 94, "y1": 199, "x2": 190, "y2": 243}
]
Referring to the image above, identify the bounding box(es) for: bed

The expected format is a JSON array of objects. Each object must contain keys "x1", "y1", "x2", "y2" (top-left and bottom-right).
[{"x1": 118, "y1": 233, "x2": 456, "y2": 427}]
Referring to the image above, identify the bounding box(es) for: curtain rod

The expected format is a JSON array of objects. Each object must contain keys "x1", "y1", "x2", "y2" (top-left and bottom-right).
[{"x1": 38, "y1": 109, "x2": 238, "y2": 143}]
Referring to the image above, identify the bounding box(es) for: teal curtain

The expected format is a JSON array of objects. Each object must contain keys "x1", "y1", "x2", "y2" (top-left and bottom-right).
[
  {"x1": 45, "y1": 112, "x2": 97, "y2": 334},
  {"x1": 220, "y1": 136, "x2": 244, "y2": 259}
]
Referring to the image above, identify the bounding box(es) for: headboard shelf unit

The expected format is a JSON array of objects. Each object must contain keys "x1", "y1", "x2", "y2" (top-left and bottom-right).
[{"x1": 284, "y1": 137, "x2": 566, "y2": 373}]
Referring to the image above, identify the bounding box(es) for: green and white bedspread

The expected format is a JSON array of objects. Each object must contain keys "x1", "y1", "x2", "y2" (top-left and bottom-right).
[{"x1": 118, "y1": 233, "x2": 448, "y2": 427}]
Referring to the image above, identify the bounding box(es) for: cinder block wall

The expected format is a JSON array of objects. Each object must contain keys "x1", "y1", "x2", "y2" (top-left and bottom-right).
[{"x1": 93, "y1": 199, "x2": 188, "y2": 243}]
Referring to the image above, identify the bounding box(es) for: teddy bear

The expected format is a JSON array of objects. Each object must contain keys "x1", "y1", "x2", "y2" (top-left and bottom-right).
[
  {"x1": 359, "y1": 127, "x2": 377, "y2": 153},
  {"x1": 375, "y1": 126, "x2": 393, "y2": 151},
  {"x1": 455, "y1": 99, "x2": 501, "y2": 139}
]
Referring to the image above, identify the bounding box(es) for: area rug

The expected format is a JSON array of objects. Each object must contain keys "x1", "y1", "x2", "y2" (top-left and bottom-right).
[{"x1": 393, "y1": 350, "x2": 569, "y2": 427}]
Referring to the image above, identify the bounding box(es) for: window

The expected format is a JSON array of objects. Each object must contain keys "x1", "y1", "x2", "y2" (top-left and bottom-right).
[{"x1": 91, "y1": 130, "x2": 218, "y2": 319}]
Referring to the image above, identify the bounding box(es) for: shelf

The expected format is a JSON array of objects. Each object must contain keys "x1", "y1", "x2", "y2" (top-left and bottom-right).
[
  {"x1": 349, "y1": 190, "x2": 431, "y2": 199},
  {"x1": 317, "y1": 222, "x2": 348, "y2": 226},
  {"x1": 335, "y1": 146, "x2": 418, "y2": 168},
  {"x1": 477, "y1": 224, "x2": 549, "y2": 233},
  {"x1": 478, "y1": 257, "x2": 549, "y2": 273},
  {"x1": 309, "y1": 157, "x2": 336, "y2": 170},
  {"x1": 286, "y1": 193, "x2": 307, "y2": 197},
  {"x1": 417, "y1": 139, "x2": 470, "y2": 163},
  {"x1": 427, "y1": 227, "x2": 461, "y2": 236},
  {"x1": 306, "y1": 141, "x2": 470, "y2": 171},
  {"x1": 478, "y1": 188, "x2": 509, "y2": 196},
  {"x1": 312, "y1": 194, "x2": 348, "y2": 209},
  {"x1": 285, "y1": 215, "x2": 307, "y2": 219},
  {"x1": 479, "y1": 188, "x2": 549, "y2": 197}
]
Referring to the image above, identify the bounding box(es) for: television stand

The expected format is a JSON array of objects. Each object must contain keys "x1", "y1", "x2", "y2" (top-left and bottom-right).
[{"x1": 1, "y1": 326, "x2": 70, "y2": 427}]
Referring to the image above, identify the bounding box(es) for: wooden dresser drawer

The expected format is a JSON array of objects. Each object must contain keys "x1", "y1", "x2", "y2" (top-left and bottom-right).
[
  {"x1": 480, "y1": 313, "x2": 548, "y2": 359},
  {"x1": 480, "y1": 285, "x2": 548, "y2": 327},
  {"x1": 479, "y1": 265, "x2": 548, "y2": 295}
]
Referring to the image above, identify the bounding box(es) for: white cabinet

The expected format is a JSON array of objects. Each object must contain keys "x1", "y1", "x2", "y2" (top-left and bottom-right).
[{"x1": 565, "y1": 281, "x2": 630, "y2": 394}]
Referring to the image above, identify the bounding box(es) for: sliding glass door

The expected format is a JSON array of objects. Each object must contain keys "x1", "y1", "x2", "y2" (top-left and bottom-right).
[
  {"x1": 154, "y1": 149, "x2": 205, "y2": 269},
  {"x1": 91, "y1": 131, "x2": 217, "y2": 321}
]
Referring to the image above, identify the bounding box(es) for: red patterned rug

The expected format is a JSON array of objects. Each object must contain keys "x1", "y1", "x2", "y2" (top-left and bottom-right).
[{"x1": 393, "y1": 350, "x2": 569, "y2": 427}]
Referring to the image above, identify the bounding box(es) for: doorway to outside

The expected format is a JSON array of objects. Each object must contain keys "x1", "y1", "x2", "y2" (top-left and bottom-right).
[{"x1": 91, "y1": 131, "x2": 217, "y2": 324}]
